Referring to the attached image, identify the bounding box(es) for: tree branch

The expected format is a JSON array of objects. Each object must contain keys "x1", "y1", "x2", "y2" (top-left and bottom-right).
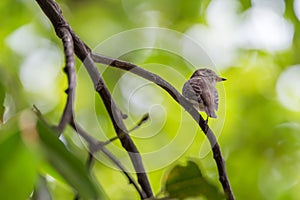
[
  {"x1": 91, "y1": 53, "x2": 235, "y2": 200},
  {"x1": 83, "y1": 55, "x2": 153, "y2": 197},
  {"x1": 35, "y1": 0, "x2": 234, "y2": 199},
  {"x1": 35, "y1": 0, "x2": 153, "y2": 198},
  {"x1": 69, "y1": 120, "x2": 147, "y2": 199},
  {"x1": 57, "y1": 27, "x2": 76, "y2": 133},
  {"x1": 33, "y1": 104, "x2": 147, "y2": 199},
  {"x1": 102, "y1": 113, "x2": 150, "y2": 146}
]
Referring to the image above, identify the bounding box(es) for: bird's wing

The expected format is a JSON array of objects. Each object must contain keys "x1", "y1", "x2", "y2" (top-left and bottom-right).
[
  {"x1": 214, "y1": 87, "x2": 219, "y2": 111},
  {"x1": 190, "y1": 78, "x2": 218, "y2": 118},
  {"x1": 183, "y1": 77, "x2": 217, "y2": 118},
  {"x1": 182, "y1": 78, "x2": 203, "y2": 105},
  {"x1": 197, "y1": 79, "x2": 217, "y2": 118}
]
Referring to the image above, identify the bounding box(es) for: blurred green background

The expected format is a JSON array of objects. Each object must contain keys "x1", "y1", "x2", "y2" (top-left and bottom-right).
[{"x1": 1, "y1": 0, "x2": 300, "y2": 199}]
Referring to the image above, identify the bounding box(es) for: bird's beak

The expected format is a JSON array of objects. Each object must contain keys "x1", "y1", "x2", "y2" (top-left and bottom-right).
[{"x1": 217, "y1": 76, "x2": 227, "y2": 82}]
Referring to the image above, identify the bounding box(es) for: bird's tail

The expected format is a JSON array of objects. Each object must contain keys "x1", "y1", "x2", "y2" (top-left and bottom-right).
[{"x1": 205, "y1": 107, "x2": 217, "y2": 118}]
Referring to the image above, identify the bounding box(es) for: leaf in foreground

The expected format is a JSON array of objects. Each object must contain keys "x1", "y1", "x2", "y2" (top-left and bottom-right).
[
  {"x1": 36, "y1": 120, "x2": 106, "y2": 200},
  {"x1": 164, "y1": 160, "x2": 224, "y2": 200},
  {"x1": 0, "y1": 119, "x2": 36, "y2": 200}
]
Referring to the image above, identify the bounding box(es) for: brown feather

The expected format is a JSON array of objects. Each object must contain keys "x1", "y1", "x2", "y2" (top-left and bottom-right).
[{"x1": 182, "y1": 77, "x2": 217, "y2": 118}]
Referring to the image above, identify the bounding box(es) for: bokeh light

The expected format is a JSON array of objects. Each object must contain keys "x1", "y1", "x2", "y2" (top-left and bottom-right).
[{"x1": 276, "y1": 65, "x2": 300, "y2": 112}]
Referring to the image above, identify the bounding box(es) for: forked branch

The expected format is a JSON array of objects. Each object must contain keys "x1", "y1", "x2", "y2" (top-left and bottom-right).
[
  {"x1": 91, "y1": 54, "x2": 235, "y2": 200},
  {"x1": 35, "y1": 0, "x2": 234, "y2": 199},
  {"x1": 35, "y1": 0, "x2": 153, "y2": 198},
  {"x1": 69, "y1": 119, "x2": 147, "y2": 199}
]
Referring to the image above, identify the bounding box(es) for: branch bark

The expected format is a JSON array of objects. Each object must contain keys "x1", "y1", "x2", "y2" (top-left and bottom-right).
[
  {"x1": 35, "y1": 0, "x2": 234, "y2": 199},
  {"x1": 69, "y1": 119, "x2": 147, "y2": 199},
  {"x1": 33, "y1": 104, "x2": 147, "y2": 199},
  {"x1": 35, "y1": 0, "x2": 153, "y2": 198},
  {"x1": 57, "y1": 27, "x2": 76, "y2": 133},
  {"x1": 92, "y1": 53, "x2": 235, "y2": 200},
  {"x1": 83, "y1": 55, "x2": 153, "y2": 197}
]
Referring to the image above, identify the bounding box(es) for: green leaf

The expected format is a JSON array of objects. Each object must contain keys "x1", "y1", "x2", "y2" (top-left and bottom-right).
[
  {"x1": 164, "y1": 160, "x2": 224, "y2": 200},
  {"x1": 0, "y1": 119, "x2": 37, "y2": 200},
  {"x1": 36, "y1": 120, "x2": 106, "y2": 200}
]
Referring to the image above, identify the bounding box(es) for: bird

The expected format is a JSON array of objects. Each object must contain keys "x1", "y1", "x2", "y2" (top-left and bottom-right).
[{"x1": 182, "y1": 68, "x2": 226, "y2": 119}]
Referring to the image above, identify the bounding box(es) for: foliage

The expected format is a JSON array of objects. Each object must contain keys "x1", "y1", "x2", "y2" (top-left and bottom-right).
[
  {"x1": 1, "y1": 0, "x2": 300, "y2": 199},
  {"x1": 36, "y1": 119, "x2": 106, "y2": 199},
  {"x1": 0, "y1": 118, "x2": 36, "y2": 200},
  {"x1": 164, "y1": 160, "x2": 224, "y2": 200}
]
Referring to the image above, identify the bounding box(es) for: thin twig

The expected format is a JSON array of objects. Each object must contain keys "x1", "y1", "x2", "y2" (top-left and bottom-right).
[
  {"x1": 86, "y1": 152, "x2": 95, "y2": 170},
  {"x1": 91, "y1": 53, "x2": 235, "y2": 200},
  {"x1": 33, "y1": 107, "x2": 147, "y2": 199},
  {"x1": 57, "y1": 27, "x2": 76, "y2": 133},
  {"x1": 32, "y1": 105, "x2": 46, "y2": 122},
  {"x1": 103, "y1": 113, "x2": 150, "y2": 145},
  {"x1": 129, "y1": 113, "x2": 150, "y2": 133},
  {"x1": 69, "y1": 120, "x2": 147, "y2": 199}
]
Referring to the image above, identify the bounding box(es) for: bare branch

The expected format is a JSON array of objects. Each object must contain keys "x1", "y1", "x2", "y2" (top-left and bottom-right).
[
  {"x1": 35, "y1": 0, "x2": 153, "y2": 197},
  {"x1": 36, "y1": 0, "x2": 76, "y2": 133},
  {"x1": 103, "y1": 113, "x2": 150, "y2": 145},
  {"x1": 128, "y1": 113, "x2": 150, "y2": 133},
  {"x1": 57, "y1": 27, "x2": 76, "y2": 133},
  {"x1": 83, "y1": 55, "x2": 153, "y2": 197},
  {"x1": 34, "y1": 104, "x2": 147, "y2": 199},
  {"x1": 91, "y1": 53, "x2": 235, "y2": 200},
  {"x1": 35, "y1": 0, "x2": 234, "y2": 199},
  {"x1": 69, "y1": 120, "x2": 147, "y2": 199},
  {"x1": 86, "y1": 152, "x2": 94, "y2": 170}
]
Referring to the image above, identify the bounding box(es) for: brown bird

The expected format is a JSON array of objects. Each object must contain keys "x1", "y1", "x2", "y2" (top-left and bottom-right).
[{"x1": 182, "y1": 68, "x2": 226, "y2": 119}]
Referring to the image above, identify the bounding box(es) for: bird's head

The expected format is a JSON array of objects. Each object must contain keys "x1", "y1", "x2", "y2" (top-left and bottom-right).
[{"x1": 191, "y1": 68, "x2": 226, "y2": 83}]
